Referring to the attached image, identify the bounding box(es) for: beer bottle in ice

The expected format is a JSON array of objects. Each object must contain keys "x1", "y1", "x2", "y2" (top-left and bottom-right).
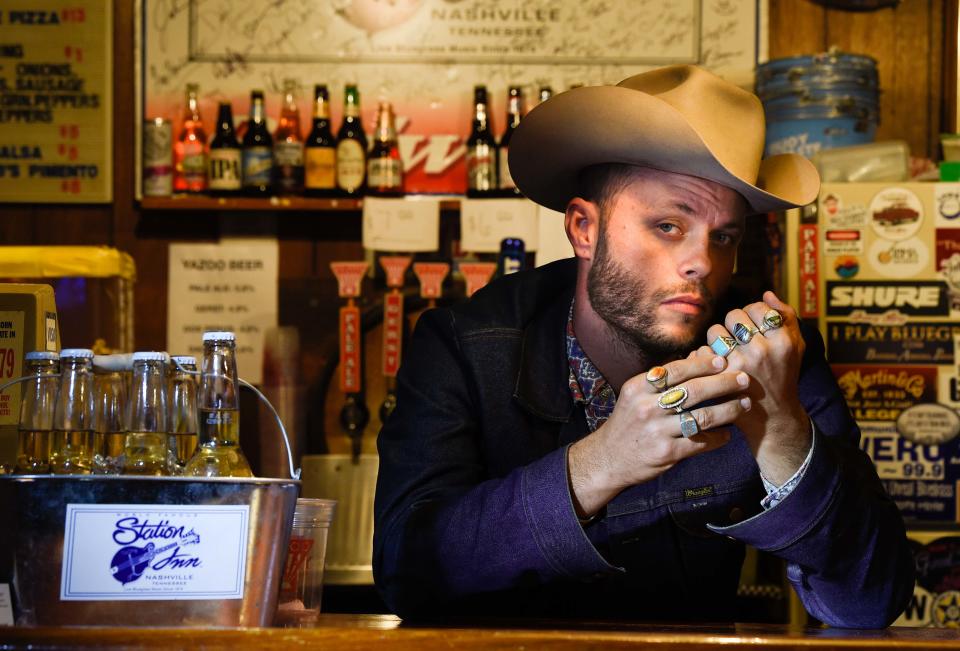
[
  {"x1": 498, "y1": 86, "x2": 523, "y2": 196},
  {"x1": 208, "y1": 101, "x2": 243, "y2": 195},
  {"x1": 50, "y1": 349, "x2": 96, "y2": 475},
  {"x1": 167, "y1": 355, "x2": 199, "y2": 474},
  {"x1": 274, "y1": 79, "x2": 305, "y2": 195},
  {"x1": 335, "y1": 84, "x2": 367, "y2": 196},
  {"x1": 174, "y1": 83, "x2": 208, "y2": 193},
  {"x1": 304, "y1": 84, "x2": 337, "y2": 197},
  {"x1": 367, "y1": 101, "x2": 403, "y2": 197},
  {"x1": 242, "y1": 90, "x2": 274, "y2": 196},
  {"x1": 465, "y1": 85, "x2": 497, "y2": 197},
  {"x1": 14, "y1": 351, "x2": 59, "y2": 474},
  {"x1": 93, "y1": 370, "x2": 127, "y2": 474},
  {"x1": 184, "y1": 332, "x2": 253, "y2": 477},
  {"x1": 123, "y1": 352, "x2": 168, "y2": 476}
]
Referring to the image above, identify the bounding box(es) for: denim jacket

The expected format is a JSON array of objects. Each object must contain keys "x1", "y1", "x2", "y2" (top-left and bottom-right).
[{"x1": 373, "y1": 258, "x2": 915, "y2": 626}]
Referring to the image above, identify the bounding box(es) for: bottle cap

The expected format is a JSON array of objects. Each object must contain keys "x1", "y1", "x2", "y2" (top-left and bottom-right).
[
  {"x1": 25, "y1": 351, "x2": 59, "y2": 361},
  {"x1": 60, "y1": 348, "x2": 94, "y2": 359},
  {"x1": 171, "y1": 355, "x2": 197, "y2": 366},
  {"x1": 203, "y1": 331, "x2": 236, "y2": 342},
  {"x1": 132, "y1": 351, "x2": 166, "y2": 362}
]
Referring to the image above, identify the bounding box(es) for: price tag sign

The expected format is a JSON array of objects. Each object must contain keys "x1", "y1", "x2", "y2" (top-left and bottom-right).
[
  {"x1": 0, "y1": 312, "x2": 25, "y2": 426},
  {"x1": 460, "y1": 199, "x2": 539, "y2": 253},
  {"x1": 60, "y1": 504, "x2": 249, "y2": 601},
  {"x1": 362, "y1": 197, "x2": 440, "y2": 252},
  {"x1": 0, "y1": 2, "x2": 113, "y2": 202}
]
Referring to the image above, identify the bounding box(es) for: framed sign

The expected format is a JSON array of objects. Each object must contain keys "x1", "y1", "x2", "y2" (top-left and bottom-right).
[{"x1": 0, "y1": 2, "x2": 113, "y2": 203}]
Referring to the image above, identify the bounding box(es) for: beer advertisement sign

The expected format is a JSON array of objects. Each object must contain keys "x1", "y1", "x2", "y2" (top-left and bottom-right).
[{"x1": 0, "y1": 2, "x2": 112, "y2": 202}]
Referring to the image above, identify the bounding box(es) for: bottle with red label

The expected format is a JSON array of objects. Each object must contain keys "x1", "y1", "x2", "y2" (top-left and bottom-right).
[
  {"x1": 367, "y1": 101, "x2": 403, "y2": 197},
  {"x1": 174, "y1": 83, "x2": 208, "y2": 193}
]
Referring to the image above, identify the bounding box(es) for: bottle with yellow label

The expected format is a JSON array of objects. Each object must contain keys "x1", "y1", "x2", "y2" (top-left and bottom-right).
[
  {"x1": 304, "y1": 84, "x2": 337, "y2": 197},
  {"x1": 335, "y1": 84, "x2": 367, "y2": 196}
]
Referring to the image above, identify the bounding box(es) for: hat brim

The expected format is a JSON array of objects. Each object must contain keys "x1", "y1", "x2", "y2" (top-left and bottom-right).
[{"x1": 508, "y1": 85, "x2": 820, "y2": 215}]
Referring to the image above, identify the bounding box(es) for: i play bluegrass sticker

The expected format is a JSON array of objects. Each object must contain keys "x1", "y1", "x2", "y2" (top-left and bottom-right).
[{"x1": 60, "y1": 504, "x2": 249, "y2": 601}]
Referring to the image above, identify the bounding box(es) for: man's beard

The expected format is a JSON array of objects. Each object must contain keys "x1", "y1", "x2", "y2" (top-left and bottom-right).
[{"x1": 587, "y1": 227, "x2": 715, "y2": 363}]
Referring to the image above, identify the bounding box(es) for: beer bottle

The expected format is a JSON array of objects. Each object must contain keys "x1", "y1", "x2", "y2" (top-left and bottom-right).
[
  {"x1": 304, "y1": 84, "x2": 337, "y2": 197},
  {"x1": 184, "y1": 332, "x2": 253, "y2": 477},
  {"x1": 273, "y1": 79, "x2": 305, "y2": 195},
  {"x1": 335, "y1": 84, "x2": 367, "y2": 196},
  {"x1": 49, "y1": 349, "x2": 96, "y2": 475},
  {"x1": 242, "y1": 90, "x2": 274, "y2": 196},
  {"x1": 465, "y1": 85, "x2": 497, "y2": 198},
  {"x1": 167, "y1": 355, "x2": 199, "y2": 474},
  {"x1": 92, "y1": 370, "x2": 127, "y2": 475},
  {"x1": 498, "y1": 86, "x2": 523, "y2": 196},
  {"x1": 207, "y1": 101, "x2": 243, "y2": 195},
  {"x1": 174, "y1": 83, "x2": 208, "y2": 193},
  {"x1": 14, "y1": 351, "x2": 59, "y2": 474},
  {"x1": 367, "y1": 101, "x2": 403, "y2": 197},
  {"x1": 123, "y1": 352, "x2": 168, "y2": 476}
]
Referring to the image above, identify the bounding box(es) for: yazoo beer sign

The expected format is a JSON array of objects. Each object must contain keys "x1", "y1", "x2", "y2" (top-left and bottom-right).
[
  {"x1": 60, "y1": 504, "x2": 249, "y2": 600},
  {"x1": 826, "y1": 281, "x2": 950, "y2": 317}
]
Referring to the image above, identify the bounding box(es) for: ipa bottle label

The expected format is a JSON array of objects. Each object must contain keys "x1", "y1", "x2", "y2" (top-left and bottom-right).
[{"x1": 208, "y1": 149, "x2": 241, "y2": 191}]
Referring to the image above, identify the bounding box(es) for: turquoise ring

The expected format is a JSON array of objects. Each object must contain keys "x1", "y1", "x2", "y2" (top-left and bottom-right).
[{"x1": 710, "y1": 334, "x2": 737, "y2": 358}]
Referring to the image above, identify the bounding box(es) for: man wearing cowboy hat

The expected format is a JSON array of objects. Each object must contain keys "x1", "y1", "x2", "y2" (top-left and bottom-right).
[{"x1": 373, "y1": 66, "x2": 914, "y2": 626}]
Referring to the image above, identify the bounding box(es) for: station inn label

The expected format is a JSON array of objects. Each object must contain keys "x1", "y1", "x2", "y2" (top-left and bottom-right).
[{"x1": 0, "y1": 2, "x2": 113, "y2": 202}]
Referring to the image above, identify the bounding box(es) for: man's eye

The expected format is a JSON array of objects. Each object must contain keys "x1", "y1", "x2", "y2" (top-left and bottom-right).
[
  {"x1": 657, "y1": 223, "x2": 678, "y2": 234},
  {"x1": 713, "y1": 232, "x2": 736, "y2": 245}
]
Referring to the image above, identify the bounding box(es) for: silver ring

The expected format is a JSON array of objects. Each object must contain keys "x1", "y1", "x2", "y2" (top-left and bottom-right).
[
  {"x1": 657, "y1": 386, "x2": 689, "y2": 413},
  {"x1": 646, "y1": 366, "x2": 668, "y2": 392},
  {"x1": 733, "y1": 322, "x2": 760, "y2": 345},
  {"x1": 679, "y1": 411, "x2": 700, "y2": 438},
  {"x1": 710, "y1": 335, "x2": 737, "y2": 358},
  {"x1": 758, "y1": 309, "x2": 783, "y2": 334}
]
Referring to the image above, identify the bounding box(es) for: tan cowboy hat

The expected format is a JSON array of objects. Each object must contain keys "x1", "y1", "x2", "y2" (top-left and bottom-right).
[{"x1": 508, "y1": 65, "x2": 820, "y2": 214}]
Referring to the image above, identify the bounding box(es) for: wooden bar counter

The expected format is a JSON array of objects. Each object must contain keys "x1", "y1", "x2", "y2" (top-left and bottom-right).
[{"x1": 1, "y1": 614, "x2": 959, "y2": 650}]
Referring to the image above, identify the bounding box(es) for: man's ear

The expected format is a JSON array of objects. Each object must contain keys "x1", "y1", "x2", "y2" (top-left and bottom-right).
[{"x1": 565, "y1": 198, "x2": 601, "y2": 262}]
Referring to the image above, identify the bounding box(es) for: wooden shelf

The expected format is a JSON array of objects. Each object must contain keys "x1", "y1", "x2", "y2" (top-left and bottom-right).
[{"x1": 139, "y1": 196, "x2": 464, "y2": 211}]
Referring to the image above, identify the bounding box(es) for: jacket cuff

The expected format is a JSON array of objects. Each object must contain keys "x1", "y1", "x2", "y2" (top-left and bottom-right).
[
  {"x1": 520, "y1": 445, "x2": 620, "y2": 579},
  {"x1": 707, "y1": 425, "x2": 840, "y2": 550}
]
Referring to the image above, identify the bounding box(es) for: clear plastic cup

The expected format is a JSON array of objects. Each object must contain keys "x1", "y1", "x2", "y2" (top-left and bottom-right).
[{"x1": 275, "y1": 497, "x2": 337, "y2": 626}]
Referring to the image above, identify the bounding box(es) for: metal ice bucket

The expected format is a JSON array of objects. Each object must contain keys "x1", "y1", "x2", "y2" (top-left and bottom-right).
[{"x1": 0, "y1": 474, "x2": 299, "y2": 626}]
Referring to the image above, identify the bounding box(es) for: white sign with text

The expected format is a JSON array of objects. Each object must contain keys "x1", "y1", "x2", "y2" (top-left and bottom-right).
[
  {"x1": 167, "y1": 239, "x2": 278, "y2": 384},
  {"x1": 461, "y1": 199, "x2": 539, "y2": 253},
  {"x1": 60, "y1": 504, "x2": 250, "y2": 601},
  {"x1": 362, "y1": 197, "x2": 442, "y2": 252}
]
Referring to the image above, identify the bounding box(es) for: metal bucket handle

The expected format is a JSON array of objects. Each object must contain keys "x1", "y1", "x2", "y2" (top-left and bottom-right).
[{"x1": 0, "y1": 357, "x2": 302, "y2": 480}]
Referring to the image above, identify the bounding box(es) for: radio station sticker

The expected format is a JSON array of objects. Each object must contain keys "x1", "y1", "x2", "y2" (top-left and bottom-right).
[
  {"x1": 936, "y1": 183, "x2": 960, "y2": 226},
  {"x1": 834, "y1": 364, "x2": 936, "y2": 422},
  {"x1": 826, "y1": 321, "x2": 959, "y2": 365},
  {"x1": 870, "y1": 187, "x2": 923, "y2": 241},
  {"x1": 859, "y1": 420, "x2": 960, "y2": 522},
  {"x1": 826, "y1": 281, "x2": 950, "y2": 317},
  {"x1": 821, "y1": 194, "x2": 868, "y2": 230},
  {"x1": 824, "y1": 229, "x2": 863, "y2": 256},
  {"x1": 60, "y1": 504, "x2": 249, "y2": 601},
  {"x1": 868, "y1": 236, "x2": 930, "y2": 279}
]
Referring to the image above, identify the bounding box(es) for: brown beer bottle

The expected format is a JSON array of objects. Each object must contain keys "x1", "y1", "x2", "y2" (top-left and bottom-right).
[{"x1": 367, "y1": 101, "x2": 403, "y2": 197}]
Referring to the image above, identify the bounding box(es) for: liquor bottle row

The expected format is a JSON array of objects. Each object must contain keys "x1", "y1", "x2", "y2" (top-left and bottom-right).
[
  {"x1": 12, "y1": 332, "x2": 252, "y2": 478},
  {"x1": 143, "y1": 82, "x2": 550, "y2": 199}
]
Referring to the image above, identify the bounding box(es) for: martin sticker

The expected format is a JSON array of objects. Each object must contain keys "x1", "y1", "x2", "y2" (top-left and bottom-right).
[
  {"x1": 868, "y1": 237, "x2": 930, "y2": 279},
  {"x1": 833, "y1": 364, "x2": 937, "y2": 422},
  {"x1": 870, "y1": 187, "x2": 923, "y2": 241},
  {"x1": 60, "y1": 504, "x2": 249, "y2": 601},
  {"x1": 826, "y1": 281, "x2": 949, "y2": 317},
  {"x1": 935, "y1": 183, "x2": 960, "y2": 226},
  {"x1": 826, "y1": 321, "x2": 960, "y2": 365}
]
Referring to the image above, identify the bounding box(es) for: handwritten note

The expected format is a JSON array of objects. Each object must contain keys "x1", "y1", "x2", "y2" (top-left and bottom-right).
[
  {"x1": 460, "y1": 199, "x2": 539, "y2": 253},
  {"x1": 362, "y1": 197, "x2": 440, "y2": 252}
]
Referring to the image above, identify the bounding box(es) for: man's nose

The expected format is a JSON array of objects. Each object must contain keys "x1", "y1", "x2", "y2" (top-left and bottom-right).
[{"x1": 678, "y1": 236, "x2": 712, "y2": 279}]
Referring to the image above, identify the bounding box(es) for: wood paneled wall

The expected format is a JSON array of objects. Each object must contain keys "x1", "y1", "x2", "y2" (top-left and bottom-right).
[{"x1": 0, "y1": 1, "x2": 955, "y2": 457}]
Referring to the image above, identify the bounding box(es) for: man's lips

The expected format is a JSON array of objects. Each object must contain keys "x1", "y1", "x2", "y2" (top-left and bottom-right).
[{"x1": 661, "y1": 295, "x2": 706, "y2": 314}]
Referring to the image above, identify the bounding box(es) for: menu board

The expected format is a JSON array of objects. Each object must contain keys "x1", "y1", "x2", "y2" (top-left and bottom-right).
[
  {"x1": 0, "y1": 2, "x2": 112, "y2": 202},
  {"x1": 818, "y1": 183, "x2": 960, "y2": 523}
]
